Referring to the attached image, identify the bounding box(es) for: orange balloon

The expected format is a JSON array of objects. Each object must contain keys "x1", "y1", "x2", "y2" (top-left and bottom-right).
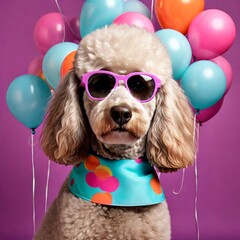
[
  {"x1": 155, "y1": 0, "x2": 205, "y2": 35},
  {"x1": 39, "y1": 71, "x2": 46, "y2": 81},
  {"x1": 60, "y1": 50, "x2": 76, "y2": 77}
]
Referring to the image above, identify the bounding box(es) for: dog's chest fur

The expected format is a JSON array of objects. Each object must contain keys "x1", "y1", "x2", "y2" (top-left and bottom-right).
[{"x1": 54, "y1": 181, "x2": 171, "y2": 240}]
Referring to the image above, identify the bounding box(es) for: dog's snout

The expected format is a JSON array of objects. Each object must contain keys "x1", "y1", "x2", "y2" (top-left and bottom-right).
[{"x1": 110, "y1": 105, "x2": 132, "y2": 125}]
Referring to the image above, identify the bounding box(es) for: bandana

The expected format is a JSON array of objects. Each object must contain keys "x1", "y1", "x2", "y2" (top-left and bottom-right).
[{"x1": 68, "y1": 153, "x2": 165, "y2": 206}]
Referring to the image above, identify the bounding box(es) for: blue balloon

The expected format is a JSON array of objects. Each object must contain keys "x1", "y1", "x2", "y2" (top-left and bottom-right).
[
  {"x1": 43, "y1": 42, "x2": 78, "y2": 89},
  {"x1": 6, "y1": 74, "x2": 52, "y2": 130},
  {"x1": 181, "y1": 61, "x2": 226, "y2": 110},
  {"x1": 155, "y1": 29, "x2": 192, "y2": 80},
  {"x1": 123, "y1": 0, "x2": 150, "y2": 19},
  {"x1": 80, "y1": 0, "x2": 124, "y2": 38}
]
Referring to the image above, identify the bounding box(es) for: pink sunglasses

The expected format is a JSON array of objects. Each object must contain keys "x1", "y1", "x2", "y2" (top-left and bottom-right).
[{"x1": 81, "y1": 70, "x2": 161, "y2": 103}]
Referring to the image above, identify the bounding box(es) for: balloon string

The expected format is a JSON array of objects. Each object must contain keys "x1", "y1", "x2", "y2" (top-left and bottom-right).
[
  {"x1": 151, "y1": 0, "x2": 155, "y2": 22},
  {"x1": 173, "y1": 113, "x2": 198, "y2": 196},
  {"x1": 54, "y1": 0, "x2": 66, "y2": 42},
  {"x1": 28, "y1": 131, "x2": 37, "y2": 146},
  {"x1": 194, "y1": 155, "x2": 200, "y2": 240},
  {"x1": 31, "y1": 132, "x2": 36, "y2": 235},
  {"x1": 54, "y1": 0, "x2": 78, "y2": 40},
  {"x1": 45, "y1": 159, "x2": 51, "y2": 213},
  {"x1": 194, "y1": 114, "x2": 200, "y2": 240},
  {"x1": 173, "y1": 168, "x2": 185, "y2": 195}
]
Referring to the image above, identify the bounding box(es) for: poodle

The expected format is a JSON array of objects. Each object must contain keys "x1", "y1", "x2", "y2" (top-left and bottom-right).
[{"x1": 35, "y1": 24, "x2": 195, "y2": 240}]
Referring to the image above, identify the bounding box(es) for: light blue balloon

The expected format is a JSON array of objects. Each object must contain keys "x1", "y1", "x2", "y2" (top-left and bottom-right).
[
  {"x1": 123, "y1": 0, "x2": 150, "y2": 19},
  {"x1": 43, "y1": 42, "x2": 78, "y2": 89},
  {"x1": 80, "y1": 0, "x2": 124, "y2": 38},
  {"x1": 155, "y1": 29, "x2": 192, "y2": 80},
  {"x1": 181, "y1": 61, "x2": 226, "y2": 110},
  {"x1": 6, "y1": 74, "x2": 52, "y2": 130}
]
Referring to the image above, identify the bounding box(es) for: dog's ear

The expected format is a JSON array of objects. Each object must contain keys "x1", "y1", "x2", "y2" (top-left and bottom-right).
[
  {"x1": 40, "y1": 70, "x2": 89, "y2": 165},
  {"x1": 146, "y1": 79, "x2": 196, "y2": 172}
]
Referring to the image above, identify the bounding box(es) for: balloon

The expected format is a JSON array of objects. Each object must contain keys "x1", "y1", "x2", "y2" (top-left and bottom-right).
[
  {"x1": 188, "y1": 9, "x2": 236, "y2": 60},
  {"x1": 123, "y1": 0, "x2": 150, "y2": 19},
  {"x1": 155, "y1": 0, "x2": 204, "y2": 35},
  {"x1": 70, "y1": 16, "x2": 81, "y2": 40},
  {"x1": 60, "y1": 51, "x2": 76, "y2": 78},
  {"x1": 6, "y1": 74, "x2": 51, "y2": 130},
  {"x1": 42, "y1": 42, "x2": 78, "y2": 89},
  {"x1": 113, "y1": 12, "x2": 154, "y2": 32},
  {"x1": 196, "y1": 98, "x2": 224, "y2": 123},
  {"x1": 39, "y1": 71, "x2": 46, "y2": 81},
  {"x1": 34, "y1": 13, "x2": 75, "y2": 55},
  {"x1": 80, "y1": 0, "x2": 124, "y2": 38},
  {"x1": 211, "y1": 56, "x2": 233, "y2": 94},
  {"x1": 181, "y1": 60, "x2": 226, "y2": 110},
  {"x1": 28, "y1": 56, "x2": 43, "y2": 77},
  {"x1": 156, "y1": 29, "x2": 192, "y2": 80},
  {"x1": 28, "y1": 56, "x2": 47, "y2": 82}
]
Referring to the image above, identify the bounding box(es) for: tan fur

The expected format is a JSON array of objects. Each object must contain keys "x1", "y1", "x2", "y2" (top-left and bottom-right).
[
  {"x1": 40, "y1": 71, "x2": 90, "y2": 165},
  {"x1": 36, "y1": 24, "x2": 195, "y2": 239},
  {"x1": 35, "y1": 178, "x2": 171, "y2": 240},
  {"x1": 147, "y1": 79, "x2": 196, "y2": 172}
]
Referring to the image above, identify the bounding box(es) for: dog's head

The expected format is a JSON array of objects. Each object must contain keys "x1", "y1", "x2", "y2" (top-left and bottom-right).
[{"x1": 41, "y1": 24, "x2": 195, "y2": 172}]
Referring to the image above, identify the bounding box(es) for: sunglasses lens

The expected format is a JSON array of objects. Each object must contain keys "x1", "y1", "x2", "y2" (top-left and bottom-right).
[
  {"x1": 88, "y1": 73, "x2": 115, "y2": 99},
  {"x1": 127, "y1": 75, "x2": 155, "y2": 101}
]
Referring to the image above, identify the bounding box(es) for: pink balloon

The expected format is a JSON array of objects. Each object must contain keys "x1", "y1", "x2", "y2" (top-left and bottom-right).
[
  {"x1": 188, "y1": 9, "x2": 236, "y2": 60},
  {"x1": 113, "y1": 12, "x2": 154, "y2": 32},
  {"x1": 211, "y1": 56, "x2": 233, "y2": 94},
  {"x1": 34, "y1": 13, "x2": 75, "y2": 54},
  {"x1": 196, "y1": 98, "x2": 224, "y2": 123},
  {"x1": 28, "y1": 56, "x2": 43, "y2": 76}
]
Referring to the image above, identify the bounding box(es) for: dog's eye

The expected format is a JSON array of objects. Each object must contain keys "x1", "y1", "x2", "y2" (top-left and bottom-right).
[
  {"x1": 88, "y1": 73, "x2": 115, "y2": 99},
  {"x1": 128, "y1": 75, "x2": 155, "y2": 101}
]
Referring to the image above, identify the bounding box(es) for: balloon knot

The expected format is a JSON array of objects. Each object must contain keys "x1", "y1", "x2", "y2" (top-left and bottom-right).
[{"x1": 31, "y1": 128, "x2": 36, "y2": 135}]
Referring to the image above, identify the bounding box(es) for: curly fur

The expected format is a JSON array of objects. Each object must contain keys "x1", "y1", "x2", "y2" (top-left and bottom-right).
[
  {"x1": 41, "y1": 71, "x2": 89, "y2": 165},
  {"x1": 36, "y1": 24, "x2": 195, "y2": 240},
  {"x1": 147, "y1": 79, "x2": 195, "y2": 172}
]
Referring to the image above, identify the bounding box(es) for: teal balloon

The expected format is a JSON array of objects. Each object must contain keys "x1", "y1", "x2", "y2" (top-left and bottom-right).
[
  {"x1": 181, "y1": 61, "x2": 226, "y2": 110},
  {"x1": 155, "y1": 29, "x2": 192, "y2": 80},
  {"x1": 6, "y1": 74, "x2": 51, "y2": 129},
  {"x1": 43, "y1": 42, "x2": 78, "y2": 89},
  {"x1": 123, "y1": 0, "x2": 150, "y2": 19},
  {"x1": 80, "y1": 0, "x2": 124, "y2": 38}
]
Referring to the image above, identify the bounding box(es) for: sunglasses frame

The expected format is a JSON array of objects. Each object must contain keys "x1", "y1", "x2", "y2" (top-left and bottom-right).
[{"x1": 81, "y1": 70, "x2": 161, "y2": 103}]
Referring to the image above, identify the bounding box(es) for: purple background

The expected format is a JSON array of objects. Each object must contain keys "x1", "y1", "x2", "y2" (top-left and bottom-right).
[{"x1": 1, "y1": 0, "x2": 240, "y2": 239}]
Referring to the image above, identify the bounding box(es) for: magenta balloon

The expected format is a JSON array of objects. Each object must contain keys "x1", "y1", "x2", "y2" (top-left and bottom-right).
[
  {"x1": 28, "y1": 56, "x2": 43, "y2": 75},
  {"x1": 70, "y1": 16, "x2": 81, "y2": 40},
  {"x1": 113, "y1": 12, "x2": 154, "y2": 32},
  {"x1": 188, "y1": 9, "x2": 236, "y2": 60},
  {"x1": 34, "y1": 13, "x2": 75, "y2": 54},
  {"x1": 196, "y1": 98, "x2": 224, "y2": 123},
  {"x1": 211, "y1": 56, "x2": 233, "y2": 94}
]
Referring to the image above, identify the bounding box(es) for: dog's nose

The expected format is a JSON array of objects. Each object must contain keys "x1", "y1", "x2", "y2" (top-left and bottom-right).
[{"x1": 110, "y1": 105, "x2": 132, "y2": 125}]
